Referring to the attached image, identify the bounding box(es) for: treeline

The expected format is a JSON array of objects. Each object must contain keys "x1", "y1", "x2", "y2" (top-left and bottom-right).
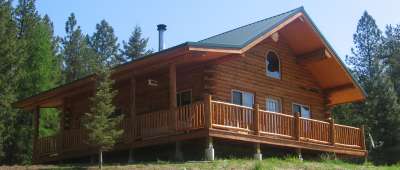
[
  {"x1": 333, "y1": 12, "x2": 400, "y2": 164},
  {"x1": 0, "y1": 0, "x2": 151, "y2": 164}
]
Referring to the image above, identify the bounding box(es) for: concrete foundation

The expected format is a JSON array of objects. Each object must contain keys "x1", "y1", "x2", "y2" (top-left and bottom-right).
[
  {"x1": 175, "y1": 141, "x2": 183, "y2": 161},
  {"x1": 205, "y1": 137, "x2": 215, "y2": 161}
]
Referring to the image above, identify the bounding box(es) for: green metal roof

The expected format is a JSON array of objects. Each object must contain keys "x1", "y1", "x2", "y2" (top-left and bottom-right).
[{"x1": 191, "y1": 7, "x2": 305, "y2": 49}]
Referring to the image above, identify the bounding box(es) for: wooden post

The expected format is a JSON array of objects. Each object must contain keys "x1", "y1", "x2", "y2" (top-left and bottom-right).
[
  {"x1": 294, "y1": 112, "x2": 300, "y2": 141},
  {"x1": 58, "y1": 104, "x2": 65, "y2": 154},
  {"x1": 360, "y1": 125, "x2": 368, "y2": 162},
  {"x1": 329, "y1": 118, "x2": 336, "y2": 145},
  {"x1": 130, "y1": 77, "x2": 137, "y2": 138},
  {"x1": 360, "y1": 125, "x2": 366, "y2": 150},
  {"x1": 169, "y1": 64, "x2": 177, "y2": 131},
  {"x1": 253, "y1": 104, "x2": 260, "y2": 135},
  {"x1": 32, "y1": 106, "x2": 40, "y2": 162},
  {"x1": 204, "y1": 94, "x2": 212, "y2": 129}
]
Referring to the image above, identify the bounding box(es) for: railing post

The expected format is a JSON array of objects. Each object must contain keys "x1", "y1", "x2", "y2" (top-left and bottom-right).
[
  {"x1": 294, "y1": 112, "x2": 300, "y2": 141},
  {"x1": 204, "y1": 94, "x2": 212, "y2": 129},
  {"x1": 329, "y1": 118, "x2": 336, "y2": 145},
  {"x1": 253, "y1": 104, "x2": 260, "y2": 135},
  {"x1": 360, "y1": 125, "x2": 366, "y2": 150}
]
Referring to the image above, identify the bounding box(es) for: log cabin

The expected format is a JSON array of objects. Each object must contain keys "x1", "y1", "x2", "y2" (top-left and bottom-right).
[{"x1": 14, "y1": 7, "x2": 367, "y2": 163}]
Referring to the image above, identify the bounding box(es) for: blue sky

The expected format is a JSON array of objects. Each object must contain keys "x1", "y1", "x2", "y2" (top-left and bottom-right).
[{"x1": 36, "y1": 0, "x2": 400, "y2": 59}]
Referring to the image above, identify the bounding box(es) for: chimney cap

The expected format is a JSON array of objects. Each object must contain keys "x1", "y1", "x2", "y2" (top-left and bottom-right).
[{"x1": 157, "y1": 24, "x2": 167, "y2": 31}]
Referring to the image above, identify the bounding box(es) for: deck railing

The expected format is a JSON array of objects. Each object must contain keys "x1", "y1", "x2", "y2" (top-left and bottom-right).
[
  {"x1": 211, "y1": 101, "x2": 253, "y2": 132},
  {"x1": 208, "y1": 98, "x2": 365, "y2": 149},
  {"x1": 177, "y1": 101, "x2": 205, "y2": 131},
  {"x1": 259, "y1": 110, "x2": 294, "y2": 138},
  {"x1": 35, "y1": 95, "x2": 366, "y2": 158},
  {"x1": 299, "y1": 118, "x2": 330, "y2": 144}
]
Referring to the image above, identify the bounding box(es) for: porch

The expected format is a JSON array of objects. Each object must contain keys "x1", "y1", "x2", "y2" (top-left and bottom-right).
[{"x1": 35, "y1": 95, "x2": 366, "y2": 163}]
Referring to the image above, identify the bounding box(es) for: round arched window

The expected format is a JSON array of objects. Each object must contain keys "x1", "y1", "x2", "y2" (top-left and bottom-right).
[{"x1": 266, "y1": 52, "x2": 280, "y2": 79}]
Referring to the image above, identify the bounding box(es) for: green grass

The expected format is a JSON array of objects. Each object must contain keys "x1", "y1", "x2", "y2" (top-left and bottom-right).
[{"x1": 2, "y1": 157, "x2": 399, "y2": 170}]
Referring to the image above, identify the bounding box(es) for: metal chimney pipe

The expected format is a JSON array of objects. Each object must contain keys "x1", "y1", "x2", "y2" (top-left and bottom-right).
[{"x1": 157, "y1": 24, "x2": 167, "y2": 51}]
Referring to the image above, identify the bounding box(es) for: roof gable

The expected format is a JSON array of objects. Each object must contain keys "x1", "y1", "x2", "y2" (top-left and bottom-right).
[{"x1": 196, "y1": 7, "x2": 304, "y2": 49}]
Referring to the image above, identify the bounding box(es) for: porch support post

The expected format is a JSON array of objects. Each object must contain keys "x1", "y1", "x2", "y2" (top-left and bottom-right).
[
  {"x1": 360, "y1": 125, "x2": 368, "y2": 162},
  {"x1": 32, "y1": 106, "x2": 40, "y2": 162},
  {"x1": 253, "y1": 104, "x2": 260, "y2": 135},
  {"x1": 254, "y1": 143, "x2": 262, "y2": 160},
  {"x1": 58, "y1": 101, "x2": 65, "y2": 154},
  {"x1": 204, "y1": 94, "x2": 212, "y2": 129},
  {"x1": 294, "y1": 112, "x2": 301, "y2": 141},
  {"x1": 169, "y1": 63, "x2": 177, "y2": 131},
  {"x1": 329, "y1": 118, "x2": 336, "y2": 146},
  {"x1": 130, "y1": 76, "x2": 137, "y2": 139},
  {"x1": 205, "y1": 137, "x2": 214, "y2": 161}
]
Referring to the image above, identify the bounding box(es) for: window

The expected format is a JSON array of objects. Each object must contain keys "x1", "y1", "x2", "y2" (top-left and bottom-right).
[
  {"x1": 177, "y1": 90, "x2": 192, "y2": 106},
  {"x1": 266, "y1": 97, "x2": 281, "y2": 113},
  {"x1": 266, "y1": 51, "x2": 280, "y2": 79},
  {"x1": 232, "y1": 90, "x2": 254, "y2": 107},
  {"x1": 292, "y1": 103, "x2": 311, "y2": 118}
]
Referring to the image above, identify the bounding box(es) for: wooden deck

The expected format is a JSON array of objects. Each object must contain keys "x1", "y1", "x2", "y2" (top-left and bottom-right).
[{"x1": 34, "y1": 96, "x2": 366, "y2": 163}]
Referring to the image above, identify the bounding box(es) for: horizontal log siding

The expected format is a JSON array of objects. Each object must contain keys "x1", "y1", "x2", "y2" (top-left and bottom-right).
[{"x1": 208, "y1": 38, "x2": 327, "y2": 120}]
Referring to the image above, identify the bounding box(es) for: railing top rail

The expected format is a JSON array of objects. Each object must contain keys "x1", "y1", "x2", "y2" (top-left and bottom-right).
[
  {"x1": 259, "y1": 109, "x2": 294, "y2": 118},
  {"x1": 334, "y1": 124, "x2": 361, "y2": 130},
  {"x1": 211, "y1": 100, "x2": 253, "y2": 109},
  {"x1": 299, "y1": 117, "x2": 330, "y2": 124},
  {"x1": 139, "y1": 109, "x2": 171, "y2": 116}
]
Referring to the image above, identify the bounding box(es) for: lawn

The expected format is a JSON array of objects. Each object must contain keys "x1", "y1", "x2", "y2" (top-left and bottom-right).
[{"x1": 1, "y1": 157, "x2": 399, "y2": 170}]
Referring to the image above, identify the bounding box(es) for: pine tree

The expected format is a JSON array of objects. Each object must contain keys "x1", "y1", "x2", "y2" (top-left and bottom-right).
[
  {"x1": 383, "y1": 25, "x2": 400, "y2": 95},
  {"x1": 0, "y1": 0, "x2": 22, "y2": 162},
  {"x1": 122, "y1": 26, "x2": 152, "y2": 61},
  {"x1": 62, "y1": 13, "x2": 96, "y2": 82},
  {"x1": 346, "y1": 11, "x2": 383, "y2": 91},
  {"x1": 335, "y1": 11, "x2": 400, "y2": 164},
  {"x1": 365, "y1": 72, "x2": 400, "y2": 164},
  {"x1": 83, "y1": 65, "x2": 123, "y2": 169},
  {"x1": 2, "y1": 0, "x2": 61, "y2": 164},
  {"x1": 89, "y1": 20, "x2": 123, "y2": 67}
]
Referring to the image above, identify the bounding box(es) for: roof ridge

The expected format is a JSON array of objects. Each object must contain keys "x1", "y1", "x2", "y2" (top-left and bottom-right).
[{"x1": 198, "y1": 6, "x2": 304, "y2": 43}]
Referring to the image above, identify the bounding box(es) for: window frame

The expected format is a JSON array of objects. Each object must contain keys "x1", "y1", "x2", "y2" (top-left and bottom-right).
[
  {"x1": 292, "y1": 102, "x2": 311, "y2": 118},
  {"x1": 265, "y1": 51, "x2": 281, "y2": 79},
  {"x1": 266, "y1": 96, "x2": 282, "y2": 113},
  {"x1": 231, "y1": 89, "x2": 254, "y2": 108},
  {"x1": 177, "y1": 89, "x2": 192, "y2": 106}
]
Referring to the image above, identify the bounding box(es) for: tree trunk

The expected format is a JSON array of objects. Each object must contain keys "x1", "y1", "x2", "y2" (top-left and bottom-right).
[{"x1": 99, "y1": 149, "x2": 103, "y2": 169}]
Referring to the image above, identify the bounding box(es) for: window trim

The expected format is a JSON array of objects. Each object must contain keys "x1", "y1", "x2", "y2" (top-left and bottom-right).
[
  {"x1": 265, "y1": 50, "x2": 281, "y2": 79},
  {"x1": 292, "y1": 102, "x2": 311, "y2": 118},
  {"x1": 177, "y1": 89, "x2": 192, "y2": 106},
  {"x1": 266, "y1": 96, "x2": 282, "y2": 113},
  {"x1": 231, "y1": 89, "x2": 254, "y2": 108}
]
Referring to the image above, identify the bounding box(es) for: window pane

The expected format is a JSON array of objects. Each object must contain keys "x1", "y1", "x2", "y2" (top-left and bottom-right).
[
  {"x1": 267, "y1": 98, "x2": 280, "y2": 112},
  {"x1": 232, "y1": 91, "x2": 242, "y2": 105},
  {"x1": 180, "y1": 91, "x2": 192, "y2": 106},
  {"x1": 243, "y1": 92, "x2": 254, "y2": 107},
  {"x1": 176, "y1": 93, "x2": 181, "y2": 106},
  {"x1": 301, "y1": 106, "x2": 310, "y2": 118},
  {"x1": 292, "y1": 104, "x2": 310, "y2": 118},
  {"x1": 266, "y1": 52, "x2": 280, "y2": 79},
  {"x1": 292, "y1": 104, "x2": 301, "y2": 114}
]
